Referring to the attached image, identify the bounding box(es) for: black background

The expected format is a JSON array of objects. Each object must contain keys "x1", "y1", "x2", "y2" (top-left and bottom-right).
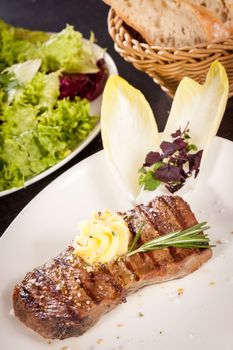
[{"x1": 0, "y1": 0, "x2": 233, "y2": 236}]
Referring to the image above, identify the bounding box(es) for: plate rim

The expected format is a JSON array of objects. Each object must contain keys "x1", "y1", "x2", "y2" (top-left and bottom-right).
[{"x1": 1, "y1": 135, "x2": 233, "y2": 350}]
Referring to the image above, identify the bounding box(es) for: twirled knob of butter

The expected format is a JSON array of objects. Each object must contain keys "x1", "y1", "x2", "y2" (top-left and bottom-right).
[{"x1": 73, "y1": 210, "x2": 130, "y2": 264}]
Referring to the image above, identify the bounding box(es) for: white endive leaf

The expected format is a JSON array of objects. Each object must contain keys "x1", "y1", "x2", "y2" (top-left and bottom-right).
[
  {"x1": 163, "y1": 61, "x2": 229, "y2": 151},
  {"x1": 4, "y1": 59, "x2": 42, "y2": 104},
  {"x1": 4, "y1": 59, "x2": 41, "y2": 85},
  {"x1": 101, "y1": 75, "x2": 159, "y2": 199}
]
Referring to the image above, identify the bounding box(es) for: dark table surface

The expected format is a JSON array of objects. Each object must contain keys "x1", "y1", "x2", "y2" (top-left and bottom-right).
[{"x1": 0, "y1": 0, "x2": 233, "y2": 238}]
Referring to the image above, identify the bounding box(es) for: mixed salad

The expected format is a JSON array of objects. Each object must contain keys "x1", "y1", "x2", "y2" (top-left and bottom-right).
[{"x1": 0, "y1": 20, "x2": 108, "y2": 191}]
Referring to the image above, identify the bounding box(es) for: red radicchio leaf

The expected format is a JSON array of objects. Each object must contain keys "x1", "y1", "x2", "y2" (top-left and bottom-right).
[
  {"x1": 59, "y1": 75, "x2": 88, "y2": 100},
  {"x1": 59, "y1": 59, "x2": 108, "y2": 101}
]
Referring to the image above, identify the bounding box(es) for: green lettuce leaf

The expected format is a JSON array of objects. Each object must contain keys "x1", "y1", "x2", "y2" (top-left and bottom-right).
[
  {"x1": 0, "y1": 20, "x2": 103, "y2": 75},
  {"x1": 37, "y1": 25, "x2": 102, "y2": 73},
  {"x1": 0, "y1": 20, "x2": 48, "y2": 70},
  {"x1": 39, "y1": 71, "x2": 60, "y2": 109},
  {"x1": 12, "y1": 70, "x2": 60, "y2": 110},
  {"x1": 0, "y1": 74, "x2": 98, "y2": 191},
  {"x1": 1, "y1": 59, "x2": 41, "y2": 104},
  {"x1": 0, "y1": 20, "x2": 101, "y2": 191}
]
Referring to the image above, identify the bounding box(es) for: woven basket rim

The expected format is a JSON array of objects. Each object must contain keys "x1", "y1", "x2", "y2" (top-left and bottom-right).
[
  {"x1": 108, "y1": 8, "x2": 233, "y2": 53},
  {"x1": 108, "y1": 8, "x2": 233, "y2": 98}
]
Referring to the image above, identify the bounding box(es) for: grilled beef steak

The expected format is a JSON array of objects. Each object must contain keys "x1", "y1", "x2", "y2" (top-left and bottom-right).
[{"x1": 13, "y1": 196, "x2": 212, "y2": 339}]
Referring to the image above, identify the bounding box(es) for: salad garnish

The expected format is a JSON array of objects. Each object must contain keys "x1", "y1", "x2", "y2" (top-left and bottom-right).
[
  {"x1": 101, "y1": 62, "x2": 228, "y2": 199},
  {"x1": 0, "y1": 20, "x2": 107, "y2": 191},
  {"x1": 139, "y1": 125, "x2": 203, "y2": 193}
]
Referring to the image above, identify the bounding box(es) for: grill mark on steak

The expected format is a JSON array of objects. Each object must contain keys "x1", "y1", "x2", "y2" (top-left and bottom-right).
[
  {"x1": 135, "y1": 205, "x2": 175, "y2": 268},
  {"x1": 121, "y1": 210, "x2": 136, "y2": 236},
  {"x1": 137, "y1": 204, "x2": 158, "y2": 228},
  {"x1": 33, "y1": 268, "x2": 72, "y2": 309},
  {"x1": 117, "y1": 210, "x2": 162, "y2": 284},
  {"x1": 106, "y1": 258, "x2": 138, "y2": 290},
  {"x1": 162, "y1": 196, "x2": 197, "y2": 228},
  {"x1": 16, "y1": 269, "x2": 81, "y2": 327},
  {"x1": 52, "y1": 250, "x2": 124, "y2": 307},
  {"x1": 86, "y1": 266, "x2": 125, "y2": 304},
  {"x1": 123, "y1": 257, "x2": 140, "y2": 281},
  {"x1": 122, "y1": 205, "x2": 176, "y2": 281},
  {"x1": 45, "y1": 255, "x2": 96, "y2": 310},
  {"x1": 159, "y1": 196, "x2": 185, "y2": 228},
  {"x1": 124, "y1": 209, "x2": 162, "y2": 272},
  {"x1": 13, "y1": 196, "x2": 212, "y2": 340},
  {"x1": 118, "y1": 210, "x2": 153, "y2": 281},
  {"x1": 124, "y1": 253, "x2": 150, "y2": 280},
  {"x1": 61, "y1": 254, "x2": 100, "y2": 305},
  {"x1": 33, "y1": 268, "x2": 85, "y2": 319},
  {"x1": 149, "y1": 196, "x2": 199, "y2": 263}
]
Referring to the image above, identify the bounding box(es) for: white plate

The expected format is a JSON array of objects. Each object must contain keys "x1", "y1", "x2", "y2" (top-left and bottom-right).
[
  {"x1": 1, "y1": 136, "x2": 233, "y2": 350},
  {"x1": 0, "y1": 48, "x2": 118, "y2": 197}
]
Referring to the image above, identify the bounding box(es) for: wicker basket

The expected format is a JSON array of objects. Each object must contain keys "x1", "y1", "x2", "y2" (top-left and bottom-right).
[{"x1": 108, "y1": 8, "x2": 233, "y2": 98}]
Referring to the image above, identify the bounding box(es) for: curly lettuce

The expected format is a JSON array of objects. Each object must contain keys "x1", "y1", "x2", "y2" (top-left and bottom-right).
[
  {"x1": 0, "y1": 20, "x2": 103, "y2": 75},
  {"x1": 0, "y1": 20, "x2": 49, "y2": 70},
  {"x1": 37, "y1": 25, "x2": 101, "y2": 74},
  {"x1": 0, "y1": 20, "x2": 102, "y2": 192},
  {"x1": 0, "y1": 69, "x2": 98, "y2": 191},
  {"x1": 0, "y1": 59, "x2": 41, "y2": 104}
]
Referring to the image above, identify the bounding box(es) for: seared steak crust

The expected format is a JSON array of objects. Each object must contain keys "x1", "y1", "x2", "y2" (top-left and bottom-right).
[{"x1": 13, "y1": 196, "x2": 212, "y2": 339}]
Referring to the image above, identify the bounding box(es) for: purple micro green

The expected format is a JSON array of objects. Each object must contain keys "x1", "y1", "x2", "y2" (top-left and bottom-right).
[
  {"x1": 171, "y1": 129, "x2": 182, "y2": 138},
  {"x1": 155, "y1": 164, "x2": 184, "y2": 183},
  {"x1": 138, "y1": 126, "x2": 203, "y2": 193},
  {"x1": 173, "y1": 137, "x2": 187, "y2": 149},
  {"x1": 160, "y1": 141, "x2": 179, "y2": 157},
  {"x1": 144, "y1": 151, "x2": 162, "y2": 166}
]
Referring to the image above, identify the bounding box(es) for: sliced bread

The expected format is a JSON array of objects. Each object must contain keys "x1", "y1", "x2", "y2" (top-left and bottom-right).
[
  {"x1": 183, "y1": 0, "x2": 228, "y2": 22},
  {"x1": 185, "y1": 0, "x2": 233, "y2": 34},
  {"x1": 186, "y1": 2, "x2": 230, "y2": 40},
  {"x1": 224, "y1": 0, "x2": 233, "y2": 25},
  {"x1": 104, "y1": 0, "x2": 230, "y2": 47}
]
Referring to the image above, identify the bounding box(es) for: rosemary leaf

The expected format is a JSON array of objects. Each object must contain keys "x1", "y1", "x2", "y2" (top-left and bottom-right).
[
  {"x1": 127, "y1": 222, "x2": 214, "y2": 257},
  {"x1": 128, "y1": 222, "x2": 145, "y2": 253}
]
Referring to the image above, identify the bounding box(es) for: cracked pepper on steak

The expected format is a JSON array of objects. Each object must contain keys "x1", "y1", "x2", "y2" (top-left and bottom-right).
[{"x1": 13, "y1": 195, "x2": 212, "y2": 339}]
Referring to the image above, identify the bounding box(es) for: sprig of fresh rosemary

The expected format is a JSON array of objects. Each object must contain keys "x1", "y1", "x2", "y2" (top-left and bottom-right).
[
  {"x1": 128, "y1": 222, "x2": 145, "y2": 252},
  {"x1": 127, "y1": 221, "x2": 213, "y2": 257}
]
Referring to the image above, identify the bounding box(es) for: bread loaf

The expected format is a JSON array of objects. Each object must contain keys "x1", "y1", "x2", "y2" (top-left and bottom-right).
[
  {"x1": 186, "y1": 2, "x2": 230, "y2": 40},
  {"x1": 184, "y1": 0, "x2": 228, "y2": 22},
  {"x1": 182, "y1": 0, "x2": 233, "y2": 34},
  {"x1": 224, "y1": 0, "x2": 233, "y2": 26},
  {"x1": 103, "y1": 0, "x2": 231, "y2": 47}
]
